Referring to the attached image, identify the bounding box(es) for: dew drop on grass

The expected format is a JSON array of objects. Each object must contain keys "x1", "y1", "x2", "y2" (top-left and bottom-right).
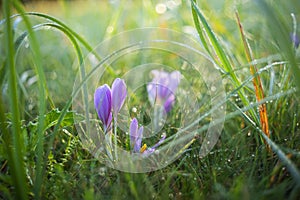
[
  {"x1": 166, "y1": 0, "x2": 177, "y2": 10},
  {"x1": 155, "y1": 3, "x2": 167, "y2": 14},
  {"x1": 99, "y1": 167, "x2": 106, "y2": 176},
  {"x1": 106, "y1": 26, "x2": 114, "y2": 33},
  {"x1": 211, "y1": 86, "x2": 216, "y2": 92},
  {"x1": 247, "y1": 132, "x2": 251, "y2": 136},
  {"x1": 132, "y1": 107, "x2": 137, "y2": 113}
]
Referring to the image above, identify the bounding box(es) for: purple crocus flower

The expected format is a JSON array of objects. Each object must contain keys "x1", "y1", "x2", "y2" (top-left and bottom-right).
[
  {"x1": 94, "y1": 84, "x2": 112, "y2": 132},
  {"x1": 94, "y1": 78, "x2": 127, "y2": 132},
  {"x1": 147, "y1": 70, "x2": 181, "y2": 113},
  {"x1": 111, "y1": 78, "x2": 127, "y2": 116},
  {"x1": 129, "y1": 118, "x2": 166, "y2": 154},
  {"x1": 130, "y1": 118, "x2": 144, "y2": 153}
]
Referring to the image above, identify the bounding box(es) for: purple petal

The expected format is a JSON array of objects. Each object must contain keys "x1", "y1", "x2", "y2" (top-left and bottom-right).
[
  {"x1": 94, "y1": 84, "x2": 112, "y2": 131},
  {"x1": 164, "y1": 94, "x2": 175, "y2": 113},
  {"x1": 151, "y1": 134, "x2": 166, "y2": 150},
  {"x1": 168, "y1": 71, "x2": 181, "y2": 93},
  {"x1": 134, "y1": 126, "x2": 143, "y2": 153},
  {"x1": 147, "y1": 82, "x2": 158, "y2": 105},
  {"x1": 153, "y1": 70, "x2": 170, "y2": 100},
  {"x1": 111, "y1": 78, "x2": 127, "y2": 116},
  {"x1": 147, "y1": 70, "x2": 181, "y2": 113},
  {"x1": 130, "y1": 118, "x2": 138, "y2": 143},
  {"x1": 143, "y1": 134, "x2": 166, "y2": 155}
]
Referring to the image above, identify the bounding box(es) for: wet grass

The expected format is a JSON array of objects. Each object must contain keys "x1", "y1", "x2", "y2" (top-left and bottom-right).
[{"x1": 1, "y1": 0, "x2": 300, "y2": 199}]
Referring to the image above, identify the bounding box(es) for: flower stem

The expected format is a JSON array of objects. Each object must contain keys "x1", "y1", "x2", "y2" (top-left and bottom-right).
[{"x1": 114, "y1": 116, "x2": 118, "y2": 160}]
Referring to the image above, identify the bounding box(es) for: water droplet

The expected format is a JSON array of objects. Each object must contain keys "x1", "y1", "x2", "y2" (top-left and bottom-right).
[
  {"x1": 251, "y1": 154, "x2": 255, "y2": 157},
  {"x1": 211, "y1": 86, "x2": 216, "y2": 92},
  {"x1": 155, "y1": 3, "x2": 167, "y2": 14},
  {"x1": 132, "y1": 107, "x2": 137, "y2": 113},
  {"x1": 166, "y1": 0, "x2": 177, "y2": 9},
  {"x1": 247, "y1": 132, "x2": 251, "y2": 136},
  {"x1": 106, "y1": 26, "x2": 114, "y2": 33},
  {"x1": 99, "y1": 167, "x2": 106, "y2": 176},
  {"x1": 25, "y1": 42, "x2": 29, "y2": 48},
  {"x1": 227, "y1": 159, "x2": 231, "y2": 162}
]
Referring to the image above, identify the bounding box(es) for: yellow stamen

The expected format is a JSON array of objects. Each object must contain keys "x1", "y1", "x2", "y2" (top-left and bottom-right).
[{"x1": 140, "y1": 144, "x2": 147, "y2": 153}]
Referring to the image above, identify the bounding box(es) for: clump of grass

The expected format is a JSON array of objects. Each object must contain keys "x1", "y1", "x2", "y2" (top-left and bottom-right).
[{"x1": 0, "y1": 0, "x2": 300, "y2": 199}]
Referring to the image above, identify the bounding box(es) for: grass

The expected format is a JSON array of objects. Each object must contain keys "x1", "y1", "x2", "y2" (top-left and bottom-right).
[{"x1": 1, "y1": 0, "x2": 300, "y2": 199}]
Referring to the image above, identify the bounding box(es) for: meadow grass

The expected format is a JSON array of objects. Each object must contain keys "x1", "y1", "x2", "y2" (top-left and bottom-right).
[{"x1": 0, "y1": 0, "x2": 300, "y2": 199}]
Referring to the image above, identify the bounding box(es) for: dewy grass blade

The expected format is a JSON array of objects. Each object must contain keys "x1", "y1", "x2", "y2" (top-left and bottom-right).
[
  {"x1": 255, "y1": 0, "x2": 300, "y2": 93},
  {"x1": 3, "y1": 0, "x2": 28, "y2": 199},
  {"x1": 12, "y1": 1, "x2": 46, "y2": 199},
  {"x1": 235, "y1": 12, "x2": 270, "y2": 142},
  {"x1": 191, "y1": 0, "x2": 211, "y2": 56},
  {"x1": 190, "y1": 0, "x2": 259, "y2": 124},
  {"x1": 9, "y1": 20, "x2": 91, "y2": 197}
]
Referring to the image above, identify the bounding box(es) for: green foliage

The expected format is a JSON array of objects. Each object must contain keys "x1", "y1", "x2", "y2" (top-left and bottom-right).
[{"x1": 0, "y1": 0, "x2": 300, "y2": 199}]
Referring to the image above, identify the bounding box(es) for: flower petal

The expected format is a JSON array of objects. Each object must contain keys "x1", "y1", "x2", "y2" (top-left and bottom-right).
[
  {"x1": 143, "y1": 134, "x2": 166, "y2": 155},
  {"x1": 134, "y1": 126, "x2": 143, "y2": 153},
  {"x1": 168, "y1": 71, "x2": 181, "y2": 93},
  {"x1": 111, "y1": 78, "x2": 127, "y2": 116},
  {"x1": 147, "y1": 70, "x2": 181, "y2": 113},
  {"x1": 130, "y1": 118, "x2": 138, "y2": 149},
  {"x1": 164, "y1": 94, "x2": 175, "y2": 113},
  {"x1": 94, "y1": 84, "x2": 112, "y2": 131}
]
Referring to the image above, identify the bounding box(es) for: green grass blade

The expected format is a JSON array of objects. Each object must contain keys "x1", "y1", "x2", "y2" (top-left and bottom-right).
[
  {"x1": 190, "y1": 0, "x2": 259, "y2": 124},
  {"x1": 254, "y1": 0, "x2": 300, "y2": 93},
  {"x1": 12, "y1": 1, "x2": 47, "y2": 199},
  {"x1": 3, "y1": 0, "x2": 28, "y2": 199}
]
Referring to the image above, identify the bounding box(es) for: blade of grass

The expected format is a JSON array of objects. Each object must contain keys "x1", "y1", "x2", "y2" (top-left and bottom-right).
[
  {"x1": 235, "y1": 12, "x2": 270, "y2": 142},
  {"x1": 190, "y1": 0, "x2": 259, "y2": 124},
  {"x1": 3, "y1": 0, "x2": 28, "y2": 199},
  {"x1": 12, "y1": 1, "x2": 47, "y2": 199},
  {"x1": 11, "y1": 20, "x2": 90, "y2": 198},
  {"x1": 254, "y1": 0, "x2": 300, "y2": 93}
]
